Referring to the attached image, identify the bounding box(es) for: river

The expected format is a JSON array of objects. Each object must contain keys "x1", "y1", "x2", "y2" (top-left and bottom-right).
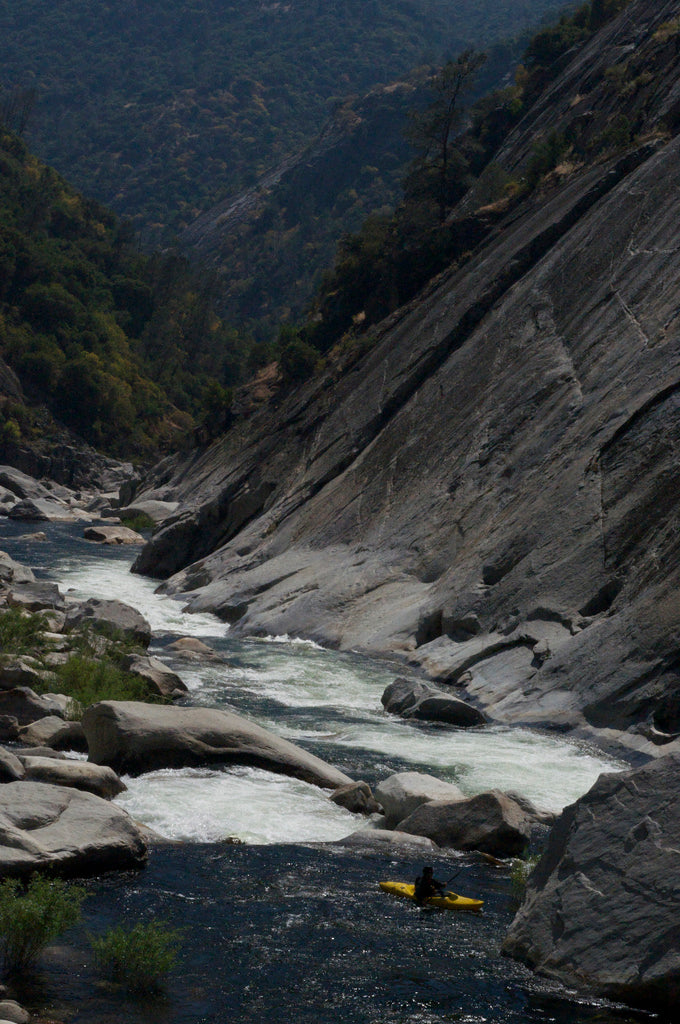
[{"x1": 0, "y1": 520, "x2": 656, "y2": 1024}]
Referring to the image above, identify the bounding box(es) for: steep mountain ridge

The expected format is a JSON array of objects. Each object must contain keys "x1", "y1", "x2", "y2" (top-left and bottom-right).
[{"x1": 132, "y1": 0, "x2": 680, "y2": 760}]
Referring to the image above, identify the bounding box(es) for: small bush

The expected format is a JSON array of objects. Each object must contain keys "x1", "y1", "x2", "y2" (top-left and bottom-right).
[
  {"x1": 0, "y1": 606, "x2": 49, "y2": 653},
  {"x1": 0, "y1": 874, "x2": 85, "y2": 976},
  {"x1": 119, "y1": 511, "x2": 156, "y2": 532},
  {"x1": 509, "y1": 854, "x2": 540, "y2": 909},
  {"x1": 52, "y1": 654, "x2": 160, "y2": 708},
  {"x1": 91, "y1": 920, "x2": 181, "y2": 993}
]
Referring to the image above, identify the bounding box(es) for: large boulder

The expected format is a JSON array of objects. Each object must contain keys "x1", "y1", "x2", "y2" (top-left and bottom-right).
[
  {"x1": 6, "y1": 581, "x2": 65, "y2": 613},
  {"x1": 0, "y1": 780, "x2": 147, "y2": 877},
  {"x1": 18, "y1": 755, "x2": 125, "y2": 799},
  {"x1": 334, "y1": 828, "x2": 439, "y2": 854},
  {"x1": 502, "y1": 756, "x2": 680, "y2": 1012},
  {"x1": 16, "y1": 715, "x2": 87, "y2": 752},
  {"x1": 0, "y1": 747, "x2": 25, "y2": 782},
  {"x1": 121, "y1": 653, "x2": 188, "y2": 699},
  {"x1": 381, "y1": 677, "x2": 487, "y2": 727},
  {"x1": 0, "y1": 657, "x2": 45, "y2": 691},
  {"x1": 0, "y1": 688, "x2": 65, "y2": 727},
  {"x1": 82, "y1": 700, "x2": 353, "y2": 789},
  {"x1": 374, "y1": 771, "x2": 465, "y2": 827},
  {"x1": 64, "y1": 598, "x2": 152, "y2": 647},
  {"x1": 0, "y1": 551, "x2": 35, "y2": 586},
  {"x1": 396, "y1": 790, "x2": 537, "y2": 857}
]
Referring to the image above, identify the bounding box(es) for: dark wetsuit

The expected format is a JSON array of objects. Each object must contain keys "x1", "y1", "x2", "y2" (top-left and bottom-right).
[{"x1": 414, "y1": 872, "x2": 445, "y2": 904}]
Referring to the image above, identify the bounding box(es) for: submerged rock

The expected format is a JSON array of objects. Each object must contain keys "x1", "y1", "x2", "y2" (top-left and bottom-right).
[
  {"x1": 83, "y1": 524, "x2": 145, "y2": 545},
  {"x1": 82, "y1": 700, "x2": 353, "y2": 789},
  {"x1": 0, "y1": 780, "x2": 147, "y2": 877},
  {"x1": 502, "y1": 755, "x2": 680, "y2": 1012}
]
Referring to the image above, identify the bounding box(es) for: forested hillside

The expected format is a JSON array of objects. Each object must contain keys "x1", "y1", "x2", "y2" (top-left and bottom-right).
[
  {"x1": 0, "y1": 129, "x2": 248, "y2": 458},
  {"x1": 0, "y1": 0, "x2": 564, "y2": 239}
]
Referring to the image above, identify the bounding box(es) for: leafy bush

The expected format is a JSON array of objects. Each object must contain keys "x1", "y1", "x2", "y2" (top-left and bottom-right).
[
  {"x1": 0, "y1": 606, "x2": 49, "y2": 653},
  {"x1": 52, "y1": 654, "x2": 161, "y2": 711},
  {"x1": 0, "y1": 874, "x2": 85, "y2": 977},
  {"x1": 91, "y1": 920, "x2": 181, "y2": 993},
  {"x1": 509, "y1": 854, "x2": 540, "y2": 908}
]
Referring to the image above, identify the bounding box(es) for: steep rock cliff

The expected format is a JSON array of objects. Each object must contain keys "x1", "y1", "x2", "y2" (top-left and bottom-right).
[{"x1": 133, "y1": 0, "x2": 680, "y2": 760}]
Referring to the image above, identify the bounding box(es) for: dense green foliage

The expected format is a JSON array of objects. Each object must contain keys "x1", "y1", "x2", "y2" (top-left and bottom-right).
[
  {"x1": 0, "y1": 605, "x2": 49, "y2": 653},
  {"x1": 0, "y1": 874, "x2": 85, "y2": 976},
  {"x1": 303, "y1": 0, "x2": 634, "y2": 356},
  {"x1": 91, "y1": 920, "x2": 182, "y2": 993},
  {"x1": 51, "y1": 655, "x2": 164, "y2": 714},
  {"x1": 0, "y1": 0, "x2": 565, "y2": 240},
  {"x1": 0, "y1": 129, "x2": 255, "y2": 456}
]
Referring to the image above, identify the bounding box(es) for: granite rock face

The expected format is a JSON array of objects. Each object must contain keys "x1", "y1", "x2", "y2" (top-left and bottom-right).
[
  {"x1": 132, "y1": 1, "x2": 680, "y2": 758},
  {"x1": 502, "y1": 756, "x2": 680, "y2": 1011}
]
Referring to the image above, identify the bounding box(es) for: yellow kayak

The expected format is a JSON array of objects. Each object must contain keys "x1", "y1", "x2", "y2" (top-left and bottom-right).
[{"x1": 379, "y1": 881, "x2": 483, "y2": 911}]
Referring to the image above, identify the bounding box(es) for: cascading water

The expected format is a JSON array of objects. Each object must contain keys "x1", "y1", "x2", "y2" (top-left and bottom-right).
[{"x1": 1, "y1": 520, "x2": 651, "y2": 1024}]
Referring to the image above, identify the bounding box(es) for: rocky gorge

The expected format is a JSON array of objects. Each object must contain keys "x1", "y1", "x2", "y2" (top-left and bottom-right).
[{"x1": 1, "y1": 0, "x2": 680, "y2": 1017}]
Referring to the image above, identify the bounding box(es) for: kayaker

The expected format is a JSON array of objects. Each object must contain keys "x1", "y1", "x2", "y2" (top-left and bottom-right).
[{"x1": 414, "y1": 865, "x2": 446, "y2": 904}]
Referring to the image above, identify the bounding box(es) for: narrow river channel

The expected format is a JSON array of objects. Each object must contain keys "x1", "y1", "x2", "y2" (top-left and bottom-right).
[{"x1": 1, "y1": 519, "x2": 656, "y2": 1024}]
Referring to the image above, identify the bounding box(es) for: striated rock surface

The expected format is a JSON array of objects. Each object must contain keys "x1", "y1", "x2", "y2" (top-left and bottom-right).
[
  {"x1": 82, "y1": 700, "x2": 353, "y2": 789},
  {"x1": 0, "y1": 780, "x2": 147, "y2": 877},
  {"x1": 502, "y1": 756, "x2": 680, "y2": 1011},
  {"x1": 130, "y1": 2, "x2": 680, "y2": 759}
]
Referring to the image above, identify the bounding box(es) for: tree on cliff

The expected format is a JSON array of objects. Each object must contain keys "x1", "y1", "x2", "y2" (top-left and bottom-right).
[{"x1": 407, "y1": 49, "x2": 486, "y2": 223}]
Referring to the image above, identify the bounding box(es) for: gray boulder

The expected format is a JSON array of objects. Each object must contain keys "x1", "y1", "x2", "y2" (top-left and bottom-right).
[
  {"x1": 0, "y1": 551, "x2": 35, "y2": 586},
  {"x1": 375, "y1": 771, "x2": 465, "y2": 827},
  {"x1": 329, "y1": 780, "x2": 381, "y2": 815},
  {"x1": 121, "y1": 653, "x2": 188, "y2": 699},
  {"x1": 0, "y1": 1001, "x2": 30, "y2": 1024},
  {"x1": 0, "y1": 747, "x2": 25, "y2": 782},
  {"x1": 6, "y1": 582, "x2": 65, "y2": 613},
  {"x1": 83, "y1": 524, "x2": 145, "y2": 545},
  {"x1": 0, "y1": 716, "x2": 19, "y2": 742},
  {"x1": 0, "y1": 688, "x2": 65, "y2": 727},
  {"x1": 19, "y1": 755, "x2": 125, "y2": 799},
  {"x1": 119, "y1": 499, "x2": 179, "y2": 524},
  {"x1": 396, "y1": 790, "x2": 536, "y2": 857},
  {"x1": 502, "y1": 756, "x2": 680, "y2": 1011},
  {"x1": 64, "y1": 598, "x2": 151, "y2": 646},
  {"x1": 16, "y1": 715, "x2": 87, "y2": 752},
  {"x1": 0, "y1": 657, "x2": 45, "y2": 691},
  {"x1": 166, "y1": 636, "x2": 224, "y2": 661},
  {"x1": 381, "y1": 677, "x2": 487, "y2": 727},
  {"x1": 82, "y1": 700, "x2": 353, "y2": 789},
  {"x1": 335, "y1": 828, "x2": 439, "y2": 854},
  {"x1": 0, "y1": 780, "x2": 147, "y2": 877}
]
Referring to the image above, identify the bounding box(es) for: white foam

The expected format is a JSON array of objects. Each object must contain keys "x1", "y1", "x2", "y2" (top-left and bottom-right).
[{"x1": 116, "y1": 765, "x2": 359, "y2": 844}]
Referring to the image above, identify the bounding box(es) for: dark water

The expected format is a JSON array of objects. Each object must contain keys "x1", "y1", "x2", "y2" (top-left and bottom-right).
[
  {"x1": 0, "y1": 520, "x2": 661, "y2": 1024},
  {"x1": 15, "y1": 845, "x2": 657, "y2": 1024}
]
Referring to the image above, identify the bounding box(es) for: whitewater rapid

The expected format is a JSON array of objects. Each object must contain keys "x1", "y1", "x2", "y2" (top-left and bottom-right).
[{"x1": 8, "y1": 522, "x2": 625, "y2": 845}]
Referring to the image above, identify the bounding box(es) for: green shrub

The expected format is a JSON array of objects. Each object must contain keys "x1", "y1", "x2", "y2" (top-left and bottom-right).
[
  {"x1": 118, "y1": 511, "x2": 156, "y2": 532},
  {"x1": 0, "y1": 874, "x2": 85, "y2": 977},
  {"x1": 91, "y1": 920, "x2": 181, "y2": 993},
  {"x1": 509, "y1": 853, "x2": 540, "y2": 908},
  {"x1": 52, "y1": 654, "x2": 160, "y2": 709},
  {"x1": 0, "y1": 606, "x2": 49, "y2": 653}
]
